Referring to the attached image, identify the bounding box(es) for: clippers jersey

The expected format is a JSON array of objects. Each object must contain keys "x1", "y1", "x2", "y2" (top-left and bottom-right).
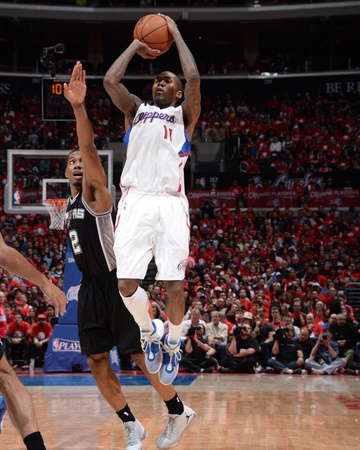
[
  {"x1": 121, "y1": 103, "x2": 191, "y2": 197},
  {"x1": 65, "y1": 192, "x2": 116, "y2": 277}
]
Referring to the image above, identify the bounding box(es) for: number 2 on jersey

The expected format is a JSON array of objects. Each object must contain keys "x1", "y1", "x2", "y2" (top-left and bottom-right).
[
  {"x1": 163, "y1": 125, "x2": 173, "y2": 142},
  {"x1": 69, "y1": 230, "x2": 82, "y2": 255}
]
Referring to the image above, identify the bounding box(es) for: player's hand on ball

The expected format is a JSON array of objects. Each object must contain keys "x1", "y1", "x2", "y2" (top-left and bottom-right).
[
  {"x1": 134, "y1": 40, "x2": 161, "y2": 59},
  {"x1": 158, "y1": 14, "x2": 178, "y2": 36}
]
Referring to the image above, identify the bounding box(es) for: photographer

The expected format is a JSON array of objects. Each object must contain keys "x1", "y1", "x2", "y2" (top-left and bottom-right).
[
  {"x1": 266, "y1": 326, "x2": 305, "y2": 374},
  {"x1": 179, "y1": 324, "x2": 218, "y2": 373},
  {"x1": 219, "y1": 323, "x2": 259, "y2": 374},
  {"x1": 305, "y1": 330, "x2": 346, "y2": 375},
  {"x1": 251, "y1": 310, "x2": 275, "y2": 369},
  {"x1": 180, "y1": 308, "x2": 207, "y2": 344}
]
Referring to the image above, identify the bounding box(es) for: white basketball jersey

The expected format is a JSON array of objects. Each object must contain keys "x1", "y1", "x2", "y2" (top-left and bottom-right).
[{"x1": 121, "y1": 103, "x2": 191, "y2": 197}]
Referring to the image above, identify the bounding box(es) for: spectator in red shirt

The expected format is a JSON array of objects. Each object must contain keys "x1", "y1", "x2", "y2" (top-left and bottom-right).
[
  {"x1": 239, "y1": 288, "x2": 254, "y2": 312},
  {"x1": 29, "y1": 313, "x2": 53, "y2": 370},
  {"x1": 313, "y1": 301, "x2": 328, "y2": 329},
  {"x1": 4, "y1": 303, "x2": 14, "y2": 326},
  {"x1": 6, "y1": 311, "x2": 31, "y2": 369},
  {"x1": 195, "y1": 246, "x2": 211, "y2": 270},
  {"x1": 305, "y1": 313, "x2": 324, "y2": 338},
  {"x1": 308, "y1": 285, "x2": 327, "y2": 307},
  {"x1": 291, "y1": 297, "x2": 306, "y2": 320},
  {"x1": 270, "y1": 306, "x2": 284, "y2": 330}
]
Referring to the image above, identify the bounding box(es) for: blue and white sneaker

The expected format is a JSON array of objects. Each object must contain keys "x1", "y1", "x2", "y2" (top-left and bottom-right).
[
  {"x1": 0, "y1": 395, "x2": 7, "y2": 434},
  {"x1": 159, "y1": 335, "x2": 182, "y2": 386},
  {"x1": 141, "y1": 319, "x2": 164, "y2": 374}
]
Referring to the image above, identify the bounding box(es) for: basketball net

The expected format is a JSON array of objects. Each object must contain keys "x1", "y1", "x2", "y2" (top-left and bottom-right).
[{"x1": 44, "y1": 199, "x2": 68, "y2": 230}]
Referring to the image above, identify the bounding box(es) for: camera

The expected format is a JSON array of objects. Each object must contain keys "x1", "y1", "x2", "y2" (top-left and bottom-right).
[
  {"x1": 322, "y1": 334, "x2": 329, "y2": 341},
  {"x1": 232, "y1": 324, "x2": 245, "y2": 338},
  {"x1": 40, "y1": 43, "x2": 65, "y2": 77},
  {"x1": 273, "y1": 327, "x2": 289, "y2": 342},
  {"x1": 41, "y1": 43, "x2": 65, "y2": 61},
  {"x1": 188, "y1": 325, "x2": 201, "y2": 337}
]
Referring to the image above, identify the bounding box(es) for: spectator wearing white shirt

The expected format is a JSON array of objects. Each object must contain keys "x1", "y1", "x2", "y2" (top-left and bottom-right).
[
  {"x1": 269, "y1": 136, "x2": 282, "y2": 155},
  {"x1": 181, "y1": 308, "x2": 207, "y2": 343},
  {"x1": 206, "y1": 311, "x2": 229, "y2": 364}
]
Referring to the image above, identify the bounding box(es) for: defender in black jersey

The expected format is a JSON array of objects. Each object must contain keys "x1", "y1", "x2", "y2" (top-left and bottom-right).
[{"x1": 64, "y1": 61, "x2": 194, "y2": 450}]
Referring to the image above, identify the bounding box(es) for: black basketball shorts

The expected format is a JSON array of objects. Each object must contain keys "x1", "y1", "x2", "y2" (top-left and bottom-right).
[
  {"x1": 78, "y1": 270, "x2": 142, "y2": 356},
  {"x1": 0, "y1": 341, "x2": 3, "y2": 361}
]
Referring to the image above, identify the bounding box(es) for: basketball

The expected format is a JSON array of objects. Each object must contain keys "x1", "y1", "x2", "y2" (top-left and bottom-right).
[{"x1": 133, "y1": 14, "x2": 173, "y2": 56}]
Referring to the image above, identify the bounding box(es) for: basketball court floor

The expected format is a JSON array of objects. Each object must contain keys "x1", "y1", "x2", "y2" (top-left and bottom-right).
[{"x1": 1, "y1": 371, "x2": 360, "y2": 449}]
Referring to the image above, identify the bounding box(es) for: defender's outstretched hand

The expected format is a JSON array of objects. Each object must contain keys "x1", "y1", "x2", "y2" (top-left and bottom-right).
[{"x1": 64, "y1": 61, "x2": 87, "y2": 107}]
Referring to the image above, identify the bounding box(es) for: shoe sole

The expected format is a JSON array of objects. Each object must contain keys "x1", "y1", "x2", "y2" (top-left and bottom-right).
[
  {"x1": 144, "y1": 320, "x2": 164, "y2": 374},
  {"x1": 142, "y1": 429, "x2": 148, "y2": 441},
  {"x1": 186, "y1": 412, "x2": 197, "y2": 431},
  {"x1": 158, "y1": 364, "x2": 179, "y2": 386},
  {"x1": 145, "y1": 345, "x2": 163, "y2": 374},
  {"x1": 159, "y1": 336, "x2": 181, "y2": 385}
]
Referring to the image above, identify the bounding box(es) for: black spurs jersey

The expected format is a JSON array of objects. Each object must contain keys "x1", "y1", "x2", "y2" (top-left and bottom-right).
[{"x1": 65, "y1": 192, "x2": 117, "y2": 277}]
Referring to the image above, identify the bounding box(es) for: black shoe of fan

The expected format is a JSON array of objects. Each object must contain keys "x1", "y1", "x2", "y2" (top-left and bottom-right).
[
  {"x1": 218, "y1": 366, "x2": 231, "y2": 373},
  {"x1": 200, "y1": 368, "x2": 213, "y2": 373},
  {"x1": 261, "y1": 367, "x2": 275, "y2": 374}
]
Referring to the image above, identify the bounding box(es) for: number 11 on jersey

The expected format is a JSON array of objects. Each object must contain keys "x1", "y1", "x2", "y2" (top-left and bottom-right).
[{"x1": 163, "y1": 125, "x2": 173, "y2": 142}]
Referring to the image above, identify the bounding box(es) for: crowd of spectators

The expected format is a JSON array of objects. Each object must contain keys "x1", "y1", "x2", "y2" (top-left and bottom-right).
[
  {"x1": 0, "y1": 229, "x2": 62, "y2": 371},
  {"x1": 144, "y1": 199, "x2": 360, "y2": 374},
  {"x1": 1, "y1": 76, "x2": 360, "y2": 375},
  {"x1": 2, "y1": 83, "x2": 360, "y2": 176},
  {"x1": 195, "y1": 89, "x2": 360, "y2": 173},
  {"x1": 2, "y1": 195, "x2": 360, "y2": 375}
]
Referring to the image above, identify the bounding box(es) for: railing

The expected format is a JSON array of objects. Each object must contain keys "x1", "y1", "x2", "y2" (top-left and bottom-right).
[
  {"x1": 345, "y1": 282, "x2": 360, "y2": 321},
  {"x1": 1, "y1": 1, "x2": 360, "y2": 22},
  {"x1": 1, "y1": 0, "x2": 360, "y2": 5}
]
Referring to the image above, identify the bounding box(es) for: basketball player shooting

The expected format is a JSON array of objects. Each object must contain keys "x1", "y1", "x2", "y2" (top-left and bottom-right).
[
  {"x1": 103, "y1": 14, "x2": 201, "y2": 387},
  {"x1": 63, "y1": 61, "x2": 196, "y2": 450}
]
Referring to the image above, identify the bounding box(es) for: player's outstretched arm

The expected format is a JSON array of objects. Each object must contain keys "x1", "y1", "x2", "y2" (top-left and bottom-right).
[
  {"x1": 160, "y1": 14, "x2": 201, "y2": 139},
  {"x1": 103, "y1": 41, "x2": 159, "y2": 131},
  {"x1": 0, "y1": 234, "x2": 67, "y2": 316},
  {"x1": 64, "y1": 61, "x2": 111, "y2": 212}
]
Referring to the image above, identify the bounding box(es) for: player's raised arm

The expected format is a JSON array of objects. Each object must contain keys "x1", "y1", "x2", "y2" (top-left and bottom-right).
[
  {"x1": 103, "y1": 41, "x2": 160, "y2": 131},
  {"x1": 0, "y1": 234, "x2": 67, "y2": 316},
  {"x1": 160, "y1": 14, "x2": 201, "y2": 139},
  {"x1": 64, "y1": 61, "x2": 111, "y2": 212}
]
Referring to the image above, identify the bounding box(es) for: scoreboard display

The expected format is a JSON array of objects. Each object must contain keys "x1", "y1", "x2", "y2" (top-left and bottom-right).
[{"x1": 41, "y1": 78, "x2": 75, "y2": 121}]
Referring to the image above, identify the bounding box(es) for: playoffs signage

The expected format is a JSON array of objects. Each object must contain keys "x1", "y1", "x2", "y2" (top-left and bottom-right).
[
  {"x1": 309, "y1": 189, "x2": 360, "y2": 207},
  {"x1": 187, "y1": 190, "x2": 237, "y2": 209}
]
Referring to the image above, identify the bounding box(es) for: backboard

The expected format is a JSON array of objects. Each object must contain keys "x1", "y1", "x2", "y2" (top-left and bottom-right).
[{"x1": 5, "y1": 149, "x2": 115, "y2": 214}]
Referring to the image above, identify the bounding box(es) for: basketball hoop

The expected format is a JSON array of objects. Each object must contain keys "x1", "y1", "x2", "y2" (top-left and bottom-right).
[{"x1": 44, "y1": 199, "x2": 68, "y2": 230}]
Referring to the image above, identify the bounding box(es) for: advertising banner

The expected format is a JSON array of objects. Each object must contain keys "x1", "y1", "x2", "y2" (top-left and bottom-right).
[
  {"x1": 187, "y1": 190, "x2": 237, "y2": 209},
  {"x1": 309, "y1": 189, "x2": 360, "y2": 208}
]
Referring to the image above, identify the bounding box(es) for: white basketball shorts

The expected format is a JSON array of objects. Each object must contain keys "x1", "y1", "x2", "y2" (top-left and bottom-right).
[{"x1": 114, "y1": 190, "x2": 190, "y2": 281}]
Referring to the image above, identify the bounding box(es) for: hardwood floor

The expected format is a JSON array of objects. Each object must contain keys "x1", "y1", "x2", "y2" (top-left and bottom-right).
[{"x1": 1, "y1": 372, "x2": 360, "y2": 449}]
